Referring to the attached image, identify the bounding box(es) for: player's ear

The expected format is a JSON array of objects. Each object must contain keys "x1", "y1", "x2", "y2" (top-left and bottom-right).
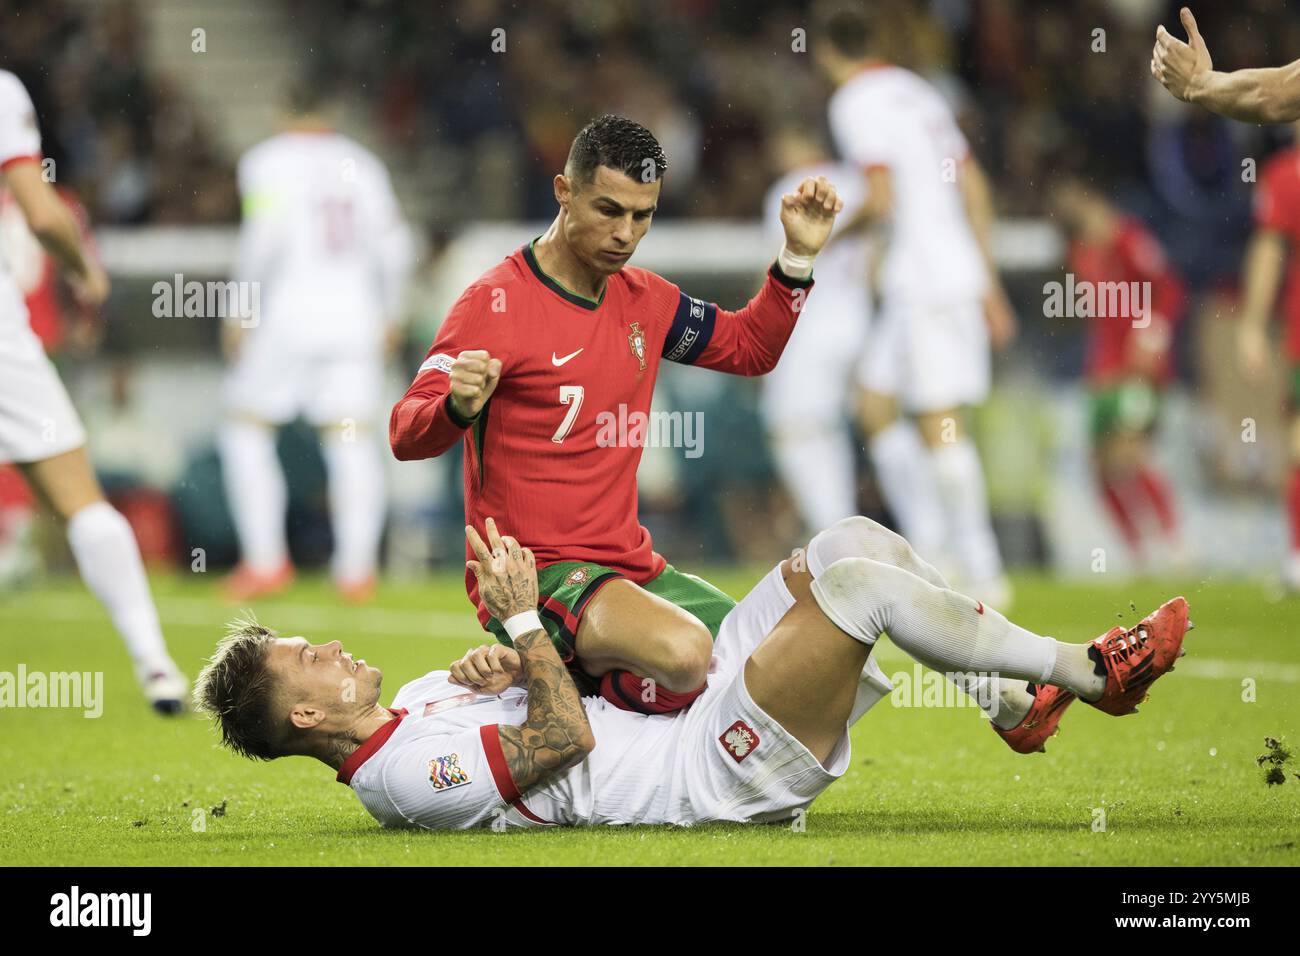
[
  {"x1": 554, "y1": 173, "x2": 571, "y2": 208},
  {"x1": 289, "y1": 703, "x2": 325, "y2": 731}
]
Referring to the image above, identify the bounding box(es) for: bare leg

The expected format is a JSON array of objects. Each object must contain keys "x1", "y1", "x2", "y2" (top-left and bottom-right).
[
  {"x1": 576, "y1": 579, "x2": 712, "y2": 693},
  {"x1": 18, "y1": 445, "x2": 104, "y2": 518},
  {"x1": 743, "y1": 557, "x2": 869, "y2": 764}
]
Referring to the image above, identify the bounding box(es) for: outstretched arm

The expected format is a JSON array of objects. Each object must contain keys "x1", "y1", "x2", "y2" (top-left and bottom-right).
[
  {"x1": 465, "y1": 518, "x2": 594, "y2": 795},
  {"x1": 1154, "y1": 7, "x2": 1300, "y2": 123},
  {"x1": 665, "y1": 176, "x2": 842, "y2": 376}
]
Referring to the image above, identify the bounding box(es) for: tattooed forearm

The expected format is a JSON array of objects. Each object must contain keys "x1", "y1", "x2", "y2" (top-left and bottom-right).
[{"x1": 497, "y1": 627, "x2": 595, "y2": 794}]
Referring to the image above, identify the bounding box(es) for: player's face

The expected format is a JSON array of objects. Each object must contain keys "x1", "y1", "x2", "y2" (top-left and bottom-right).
[
  {"x1": 560, "y1": 165, "x2": 660, "y2": 275},
  {"x1": 270, "y1": 636, "x2": 382, "y2": 712}
]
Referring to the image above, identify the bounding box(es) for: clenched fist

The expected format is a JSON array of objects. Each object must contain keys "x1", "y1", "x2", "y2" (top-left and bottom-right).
[{"x1": 449, "y1": 349, "x2": 502, "y2": 420}]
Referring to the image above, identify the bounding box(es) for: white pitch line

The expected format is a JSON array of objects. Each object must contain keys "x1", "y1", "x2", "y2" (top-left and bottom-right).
[
  {"x1": 0, "y1": 594, "x2": 475, "y2": 638},
  {"x1": 3, "y1": 597, "x2": 1298, "y2": 682}
]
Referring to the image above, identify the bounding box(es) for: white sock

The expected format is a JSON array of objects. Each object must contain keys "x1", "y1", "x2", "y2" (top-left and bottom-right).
[
  {"x1": 868, "y1": 421, "x2": 946, "y2": 561},
  {"x1": 806, "y1": 515, "x2": 1034, "y2": 725},
  {"x1": 66, "y1": 501, "x2": 173, "y2": 674},
  {"x1": 323, "y1": 430, "x2": 386, "y2": 583},
  {"x1": 219, "y1": 420, "x2": 287, "y2": 573},
  {"x1": 807, "y1": 514, "x2": 949, "y2": 588},
  {"x1": 771, "y1": 427, "x2": 857, "y2": 533},
  {"x1": 810, "y1": 556, "x2": 1105, "y2": 699},
  {"x1": 930, "y1": 438, "x2": 1004, "y2": 587}
]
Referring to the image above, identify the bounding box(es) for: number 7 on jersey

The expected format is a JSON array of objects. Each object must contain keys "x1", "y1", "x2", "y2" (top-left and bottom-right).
[{"x1": 551, "y1": 385, "x2": 584, "y2": 444}]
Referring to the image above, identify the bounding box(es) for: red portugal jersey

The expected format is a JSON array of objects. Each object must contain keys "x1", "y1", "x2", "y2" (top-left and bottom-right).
[
  {"x1": 391, "y1": 240, "x2": 813, "y2": 626},
  {"x1": 1254, "y1": 147, "x2": 1300, "y2": 361},
  {"x1": 1068, "y1": 215, "x2": 1186, "y2": 384}
]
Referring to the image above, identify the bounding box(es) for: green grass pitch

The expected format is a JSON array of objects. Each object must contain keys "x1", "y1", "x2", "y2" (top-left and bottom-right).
[{"x1": 1, "y1": 568, "x2": 1298, "y2": 866}]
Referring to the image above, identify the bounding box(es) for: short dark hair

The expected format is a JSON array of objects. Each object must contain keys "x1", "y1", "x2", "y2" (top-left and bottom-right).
[
  {"x1": 194, "y1": 618, "x2": 290, "y2": 761},
  {"x1": 815, "y1": 1, "x2": 878, "y2": 60},
  {"x1": 565, "y1": 115, "x2": 668, "y2": 187},
  {"x1": 285, "y1": 72, "x2": 335, "y2": 116}
]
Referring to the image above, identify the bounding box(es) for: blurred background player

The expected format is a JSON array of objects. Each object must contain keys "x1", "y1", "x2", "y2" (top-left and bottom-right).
[
  {"x1": 760, "y1": 128, "x2": 871, "y2": 535},
  {"x1": 814, "y1": 2, "x2": 1017, "y2": 606},
  {"x1": 1238, "y1": 123, "x2": 1300, "y2": 588},
  {"x1": 219, "y1": 80, "x2": 413, "y2": 603},
  {"x1": 1050, "y1": 171, "x2": 1188, "y2": 570},
  {"x1": 0, "y1": 68, "x2": 185, "y2": 712},
  {"x1": 0, "y1": 181, "x2": 96, "y2": 585}
]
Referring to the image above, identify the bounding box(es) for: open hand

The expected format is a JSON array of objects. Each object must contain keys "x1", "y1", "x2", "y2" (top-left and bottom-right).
[
  {"x1": 466, "y1": 517, "x2": 538, "y2": 623},
  {"x1": 780, "y1": 176, "x2": 845, "y2": 257},
  {"x1": 1153, "y1": 7, "x2": 1213, "y2": 103}
]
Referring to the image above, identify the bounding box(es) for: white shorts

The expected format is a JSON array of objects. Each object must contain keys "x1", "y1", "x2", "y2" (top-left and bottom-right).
[
  {"x1": 675, "y1": 563, "x2": 890, "y2": 824},
  {"x1": 858, "y1": 298, "x2": 990, "y2": 412},
  {"x1": 223, "y1": 341, "x2": 383, "y2": 427},
  {"x1": 0, "y1": 324, "x2": 87, "y2": 464}
]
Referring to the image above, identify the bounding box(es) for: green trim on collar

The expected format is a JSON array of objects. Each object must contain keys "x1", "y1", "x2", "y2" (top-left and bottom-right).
[{"x1": 523, "y1": 238, "x2": 606, "y2": 310}]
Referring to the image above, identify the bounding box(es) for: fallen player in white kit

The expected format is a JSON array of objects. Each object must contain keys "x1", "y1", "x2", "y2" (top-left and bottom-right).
[{"x1": 196, "y1": 517, "x2": 1192, "y2": 829}]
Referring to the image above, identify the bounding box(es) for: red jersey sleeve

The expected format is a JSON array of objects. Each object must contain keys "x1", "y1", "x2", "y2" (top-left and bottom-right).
[
  {"x1": 1118, "y1": 222, "x2": 1186, "y2": 327},
  {"x1": 390, "y1": 282, "x2": 510, "y2": 461},
  {"x1": 659, "y1": 263, "x2": 813, "y2": 376}
]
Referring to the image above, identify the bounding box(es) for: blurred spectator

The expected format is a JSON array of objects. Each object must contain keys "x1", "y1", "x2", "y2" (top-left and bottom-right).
[{"x1": 0, "y1": 0, "x2": 236, "y2": 224}]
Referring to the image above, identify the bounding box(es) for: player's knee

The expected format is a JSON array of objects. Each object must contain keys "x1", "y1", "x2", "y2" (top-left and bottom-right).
[
  {"x1": 654, "y1": 620, "x2": 711, "y2": 691},
  {"x1": 809, "y1": 515, "x2": 913, "y2": 575}
]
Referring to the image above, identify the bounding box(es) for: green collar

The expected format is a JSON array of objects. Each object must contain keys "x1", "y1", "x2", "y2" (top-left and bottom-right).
[{"x1": 524, "y1": 238, "x2": 605, "y2": 310}]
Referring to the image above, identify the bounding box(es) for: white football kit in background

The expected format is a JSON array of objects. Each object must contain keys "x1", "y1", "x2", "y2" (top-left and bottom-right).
[
  {"x1": 0, "y1": 69, "x2": 86, "y2": 464},
  {"x1": 760, "y1": 161, "x2": 871, "y2": 532},
  {"x1": 828, "y1": 65, "x2": 1007, "y2": 600},
  {"x1": 222, "y1": 131, "x2": 411, "y2": 426},
  {"x1": 220, "y1": 130, "x2": 412, "y2": 583},
  {"x1": 345, "y1": 564, "x2": 893, "y2": 829},
  {"x1": 828, "y1": 64, "x2": 990, "y2": 413}
]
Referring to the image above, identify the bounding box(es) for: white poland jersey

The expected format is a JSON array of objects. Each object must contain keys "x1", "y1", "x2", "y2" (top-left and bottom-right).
[
  {"x1": 341, "y1": 670, "x2": 691, "y2": 829},
  {"x1": 827, "y1": 64, "x2": 987, "y2": 309},
  {"x1": 0, "y1": 70, "x2": 42, "y2": 334},
  {"x1": 235, "y1": 129, "x2": 412, "y2": 356}
]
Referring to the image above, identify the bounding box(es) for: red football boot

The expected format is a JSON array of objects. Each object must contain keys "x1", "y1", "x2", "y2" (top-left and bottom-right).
[
  {"x1": 993, "y1": 682, "x2": 1077, "y2": 754},
  {"x1": 221, "y1": 560, "x2": 295, "y2": 603},
  {"x1": 1084, "y1": 596, "x2": 1191, "y2": 717}
]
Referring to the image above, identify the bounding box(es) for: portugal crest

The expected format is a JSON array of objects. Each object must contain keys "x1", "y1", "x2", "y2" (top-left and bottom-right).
[{"x1": 628, "y1": 321, "x2": 647, "y2": 371}]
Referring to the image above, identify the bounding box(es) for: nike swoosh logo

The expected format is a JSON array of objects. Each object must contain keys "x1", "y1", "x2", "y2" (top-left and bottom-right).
[
  {"x1": 975, "y1": 601, "x2": 984, "y2": 615},
  {"x1": 552, "y1": 348, "x2": 584, "y2": 366}
]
